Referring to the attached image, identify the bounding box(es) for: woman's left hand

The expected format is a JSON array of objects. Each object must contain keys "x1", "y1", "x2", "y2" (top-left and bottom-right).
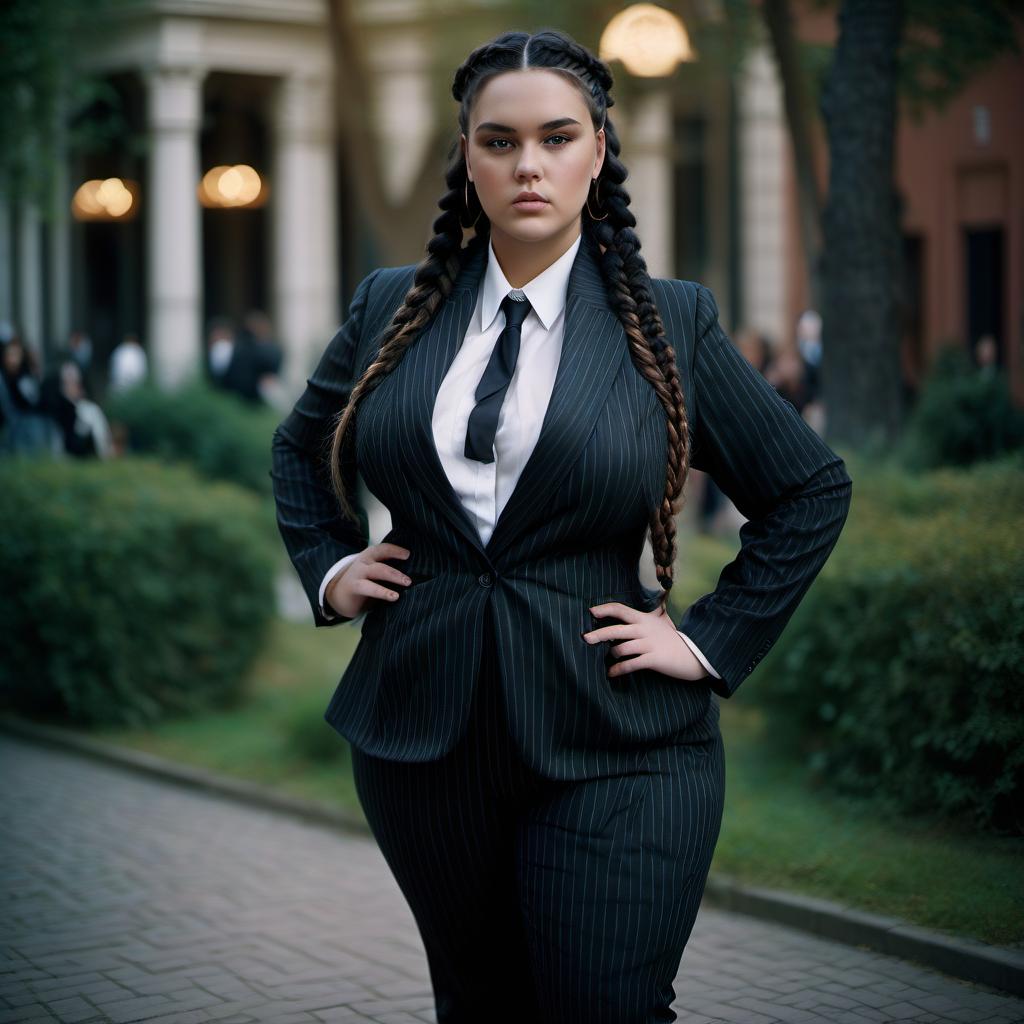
[{"x1": 583, "y1": 602, "x2": 709, "y2": 682}]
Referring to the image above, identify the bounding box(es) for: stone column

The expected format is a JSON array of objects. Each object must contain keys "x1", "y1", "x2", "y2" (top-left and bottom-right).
[
  {"x1": 271, "y1": 74, "x2": 339, "y2": 399},
  {"x1": 18, "y1": 202, "x2": 44, "y2": 357},
  {"x1": 627, "y1": 89, "x2": 674, "y2": 280},
  {"x1": 48, "y1": 143, "x2": 72, "y2": 354},
  {"x1": 144, "y1": 65, "x2": 205, "y2": 388},
  {"x1": 737, "y1": 44, "x2": 787, "y2": 346}
]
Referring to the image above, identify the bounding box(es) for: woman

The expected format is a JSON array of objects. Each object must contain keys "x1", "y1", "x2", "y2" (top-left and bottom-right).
[
  {"x1": 0, "y1": 334, "x2": 59, "y2": 455},
  {"x1": 271, "y1": 28, "x2": 852, "y2": 1024}
]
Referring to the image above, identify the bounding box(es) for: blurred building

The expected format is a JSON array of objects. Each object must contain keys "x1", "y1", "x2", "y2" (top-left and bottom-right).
[{"x1": 1, "y1": 0, "x2": 1020, "y2": 403}]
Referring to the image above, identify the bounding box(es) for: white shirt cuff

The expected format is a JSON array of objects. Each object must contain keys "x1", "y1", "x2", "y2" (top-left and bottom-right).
[
  {"x1": 318, "y1": 552, "x2": 362, "y2": 619},
  {"x1": 677, "y1": 631, "x2": 721, "y2": 679}
]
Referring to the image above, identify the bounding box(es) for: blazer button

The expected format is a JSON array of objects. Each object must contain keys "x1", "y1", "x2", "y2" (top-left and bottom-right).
[{"x1": 478, "y1": 572, "x2": 493, "y2": 587}]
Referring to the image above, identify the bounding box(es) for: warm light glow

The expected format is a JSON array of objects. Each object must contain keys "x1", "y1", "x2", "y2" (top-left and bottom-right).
[
  {"x1": 599, "y1": 4, "x2": 695, "y2": 77},
  {"x1": 71, "y1": 178, "x2": 138, "y2": 221},
  {"x1": 198, "y1": 164, "x2": 266, "y2": 208}
]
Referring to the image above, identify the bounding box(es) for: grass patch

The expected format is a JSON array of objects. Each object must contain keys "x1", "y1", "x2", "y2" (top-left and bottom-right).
[
  {"x1": 90, "y1": 616, "x2": 364, "y2": 813},
  {"x1": 714, "y1": 699, "x2": 1023, "y2": 947}
]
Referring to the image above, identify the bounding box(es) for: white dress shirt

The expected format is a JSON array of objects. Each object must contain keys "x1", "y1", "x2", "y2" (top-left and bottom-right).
[{"x1": 318, "y1": 233, "x2": 720, "y2": 680}]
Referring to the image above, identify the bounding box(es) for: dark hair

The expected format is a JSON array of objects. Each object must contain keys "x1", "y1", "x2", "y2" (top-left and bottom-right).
[{"x1": 329, "y1": 28, "x2": 690, "y2": 608}]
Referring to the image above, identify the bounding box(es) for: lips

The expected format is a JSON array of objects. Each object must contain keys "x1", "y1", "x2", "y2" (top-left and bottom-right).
[{"x1": 512, "y1": 193, "x2": 549, "y2": 212}]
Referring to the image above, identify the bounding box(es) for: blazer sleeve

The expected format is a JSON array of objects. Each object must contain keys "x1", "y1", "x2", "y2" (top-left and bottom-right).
[
  {"x1": 270, "y1": 268, "x2": 382, "y2": 626},
  {"x1": 675, "y1": 284, "x2": 853, "y2": 698}
]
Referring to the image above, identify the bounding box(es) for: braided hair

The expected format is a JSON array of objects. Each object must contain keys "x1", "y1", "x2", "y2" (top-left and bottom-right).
[{"x1": 330, "y1": 28, "x2": 690, "y2": 611}]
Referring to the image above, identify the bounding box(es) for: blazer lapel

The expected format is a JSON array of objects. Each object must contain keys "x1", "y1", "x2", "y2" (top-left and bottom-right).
[
  {"x1": 486, "y1": 232, "x2": 628, "y2": 562},
  {"x1": 401, "y1": 230, "x2": 629, "y2": 566}
]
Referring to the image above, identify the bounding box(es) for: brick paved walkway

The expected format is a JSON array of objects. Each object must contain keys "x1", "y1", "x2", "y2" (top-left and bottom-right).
[{"x1": 2, "y1": 734, "x2": 1021, "y2": 1024}]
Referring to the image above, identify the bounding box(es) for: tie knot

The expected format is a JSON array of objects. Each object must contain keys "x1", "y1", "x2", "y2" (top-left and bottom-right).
[{"x1": 500, "y1": 293, "x2": 532, "y2": 330}]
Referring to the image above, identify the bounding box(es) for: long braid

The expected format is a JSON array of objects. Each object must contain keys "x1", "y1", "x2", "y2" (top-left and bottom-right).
[
  {"x1": 329, "y1": 159, "x2": 486, "y2": 522},
  {"x1": 524, "y1": 32, "x2": 690, "y2": 610},
  {"x1": 589, "y1": 118, "x2": 690, "y2": 611},
  {"x1": 331, "y1": 28, "x2": 691, "y2": 615}
]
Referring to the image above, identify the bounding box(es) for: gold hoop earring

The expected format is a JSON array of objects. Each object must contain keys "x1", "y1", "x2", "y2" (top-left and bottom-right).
[
  {"x1": 463, "y1": 178, "x2": 482, "y2": 229},
  {"x1": 586, "y1": 177, "x2": 608, "y2": 221}
]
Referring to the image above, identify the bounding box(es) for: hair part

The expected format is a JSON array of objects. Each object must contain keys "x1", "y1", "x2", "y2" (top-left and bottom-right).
[{"x1": 329, "y1": 28, "x2": 690, "y2": 610}]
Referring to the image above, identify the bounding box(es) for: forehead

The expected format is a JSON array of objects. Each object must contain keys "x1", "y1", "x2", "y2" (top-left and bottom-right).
[{"x1": 469, "y1": 69, "x2": 590, "y2": 127}]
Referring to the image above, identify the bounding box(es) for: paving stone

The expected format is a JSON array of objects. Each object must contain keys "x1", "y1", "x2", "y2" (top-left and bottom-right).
[{"x1": 3, "y1": 734, "x2": 1023, "y2": 1024}]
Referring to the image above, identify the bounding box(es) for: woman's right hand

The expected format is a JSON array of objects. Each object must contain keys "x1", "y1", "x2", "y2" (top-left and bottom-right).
[{"x1": 325, "y1": 543, "x2": 412, "y2": 618}]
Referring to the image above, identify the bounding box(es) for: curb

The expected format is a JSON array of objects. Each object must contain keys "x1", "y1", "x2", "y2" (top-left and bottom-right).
[
  {"x1": 3, "y1": 713, "x2": 1022, "y2": 998},
  {"x1": 0, "y1": 713, "x2": 371, "y2": 837}
]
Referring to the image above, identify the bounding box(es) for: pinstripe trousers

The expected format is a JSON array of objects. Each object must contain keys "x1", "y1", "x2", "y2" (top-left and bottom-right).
[{"x1": 350, "y1": 611, "x2": 727, "y2": 1024}]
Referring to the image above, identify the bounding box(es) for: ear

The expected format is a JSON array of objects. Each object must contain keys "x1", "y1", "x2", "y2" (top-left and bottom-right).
[
  {"x1": 461, "y1": 133, "x2": 472, "y2": 181},
  {"x1": 593, "y1": 128, "x2": 606, "y2": 178}
]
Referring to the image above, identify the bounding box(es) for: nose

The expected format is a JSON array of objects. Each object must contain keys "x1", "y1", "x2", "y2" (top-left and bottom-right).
[{"x1": 514, "y1": 142, "x2": 542, "y2": 181}]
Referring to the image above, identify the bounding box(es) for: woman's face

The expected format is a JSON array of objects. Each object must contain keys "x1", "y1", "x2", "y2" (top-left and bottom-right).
[
  {"x1": 2, "y1": 342, "x2": 22, "y2": 375},
  {"x1": 461, "y1": 69, "x2": 605, "y2": 248}
]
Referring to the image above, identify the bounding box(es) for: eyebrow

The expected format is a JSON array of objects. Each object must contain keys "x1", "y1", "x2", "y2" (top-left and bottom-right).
[{"x1": 474, "y1": 117, "x2": 582, "y2": 134}]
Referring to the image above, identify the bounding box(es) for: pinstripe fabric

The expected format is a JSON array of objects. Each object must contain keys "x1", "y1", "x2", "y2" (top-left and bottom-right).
[
  {"x1": 350, "y1": 607, "x2": 725, "y2": 1024},
  {"x1": 270, "y1": 227, "x2": 852, "y2": 779}
]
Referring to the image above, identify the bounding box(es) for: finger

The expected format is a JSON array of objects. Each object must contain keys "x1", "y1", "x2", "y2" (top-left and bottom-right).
[
  {"x1": 372, "y1": 543, "x2": 411, "y2": 560},
  {"x1": 582, "y1": 622, "x2": 635, "y2": 644},
  {"x1": 608, "y1": 637, "x2": 646, "y2": 658},
  {"x1": 590, "y1": 602, "x2": 641, "y2": 623},
  {"x1": 364, "y1": 563, "x2": 412, "y2": 587},
  {"x1": 608, "y1": 653, "x2": 652, "y2": 677},
  {"x1": 355, "y1": 578, "x2": 402, "y2": 602}
]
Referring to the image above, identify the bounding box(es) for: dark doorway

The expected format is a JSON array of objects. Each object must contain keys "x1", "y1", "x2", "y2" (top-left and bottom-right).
[{"x1": 964, "y1": 227, "x2": 1004, "y2": 366}]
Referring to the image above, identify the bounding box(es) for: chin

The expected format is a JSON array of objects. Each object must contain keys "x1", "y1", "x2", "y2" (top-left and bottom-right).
[{"x1": 491, "y1": 216, "x2": 573, "y2": 244}]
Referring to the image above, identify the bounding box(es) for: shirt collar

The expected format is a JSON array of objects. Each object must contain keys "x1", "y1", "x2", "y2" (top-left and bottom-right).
[{"x1": 480, "y1": 232, "x2": 583, "y2": 333}]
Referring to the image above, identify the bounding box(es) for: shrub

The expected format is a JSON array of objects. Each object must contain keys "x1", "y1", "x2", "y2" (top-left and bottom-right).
[
  {"x1": 0, "y1": 457, "x2": 277, "y2": 727},
  {"x1": 104, "y1": 381, "x2": 282, "y2": 496},
  {"x1": 752, "y1": 451, "x2": 1024, "y2": 834},
  {"x1": 898, "y1": 347, "x2": 1024, "y2": 470}
]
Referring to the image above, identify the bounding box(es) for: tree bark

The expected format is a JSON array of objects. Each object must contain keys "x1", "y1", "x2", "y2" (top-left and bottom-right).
[
  {"x1": 326, "y1": 0, "x2": 454, "y2": 267},
  {"x1": 762, "y1": 0, "x2": 824, "y2": 311},
  {"x1": 820, "y1": 0, "x2": 906, "y2": 448}
]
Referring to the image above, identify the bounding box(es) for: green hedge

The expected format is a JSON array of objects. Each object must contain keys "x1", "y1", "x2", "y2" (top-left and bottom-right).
[
  {"x1": 104, "y1": 381, "x2": 282, "y2": 496},
  {"x1": 0, "y1": 457, "x2": 277, "y2": 727},
  {"x1": 752, "y1": 451, "x2": 1024, "y2": 834},
  {"x1": 898, "y1": 347, "x2": 1024, "y2": 470}
]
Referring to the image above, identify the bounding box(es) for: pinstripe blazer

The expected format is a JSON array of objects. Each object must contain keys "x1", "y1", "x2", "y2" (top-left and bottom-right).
[{"x1": 270, "y1": 229, "x2": 852, "y2": 778}]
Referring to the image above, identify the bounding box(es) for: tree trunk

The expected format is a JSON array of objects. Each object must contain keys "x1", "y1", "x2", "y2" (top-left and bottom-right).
[
  {"x1": 326, "y1": 0, "x2": 454, "y2": 267},
  {"x1": 820, "y1": 0, "x2": 906, "y2": 449},
  {"x1": 762, "y1": 0, "x2": 824, "y2": 311}
]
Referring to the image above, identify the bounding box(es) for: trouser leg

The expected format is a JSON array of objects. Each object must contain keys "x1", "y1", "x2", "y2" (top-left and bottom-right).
[
  {"x1": 350, "y1": 616, "x2": 545, "y2": 1023},
  {"x1": 515, "y1": 729, "x2": 727, "y2": 1024}
]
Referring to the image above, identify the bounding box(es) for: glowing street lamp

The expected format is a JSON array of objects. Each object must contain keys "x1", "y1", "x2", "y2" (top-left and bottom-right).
[
  {"x1": 599, "y1": 3, "x2": 696, "y2": 78},
  {"x1": 198, "y1": 164, "x2": 267, "y2": 208},
  {"x1": 71, "y1": 177, "x2": 139, "y2": 221}
]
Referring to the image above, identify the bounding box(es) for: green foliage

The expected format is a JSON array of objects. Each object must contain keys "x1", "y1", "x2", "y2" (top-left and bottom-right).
[
  {"x1": 104, "y1": 381, "x2": 282, "y2": 497},
  {"x1": 0, "y1": 457, "x2": 277, "y2": 727},
  {"x1": 898, "y1": 347, "x2": 1024, "y2": 470},
  {"x1": 0, "y1": 0, "x2": 144, "y2": 209},
  {"x1": 899, "y1": 0, "x2": 1023, "y2": 116},
  {"x1": 751, "y1": 451, "x2": 1024, "y2": 834}
]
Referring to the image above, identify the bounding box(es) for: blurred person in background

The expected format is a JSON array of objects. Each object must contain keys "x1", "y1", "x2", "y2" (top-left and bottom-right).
[
  {"x1": 206, "y1": 316, "x2": 236, "y2": 388},
  {"x1": 795, "y1": 309, "x2": 822, "y2": 402},
  {"x1": 736, "y1": 325, "x2": 772, "y2": 375},
  {"x1": 0, "y1": 332, "x2": 60, "y2": 455},
  {"x1": 221, "y1": 309, "x2": 284, "y2": 406},
  {"x1": 108, "y1": 332, "x2": 148, "y2": 392},
  {"x1": 48, "y1": 359, "x2": 113, "y2": 459},
  {"x1": 974, "y1": 333, "x2": 998, "y2": 376}
]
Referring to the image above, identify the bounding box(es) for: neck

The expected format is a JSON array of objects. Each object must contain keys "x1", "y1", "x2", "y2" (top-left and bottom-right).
[{"x1": 489, "y1": 220, "x2": 582, "y2": 288}]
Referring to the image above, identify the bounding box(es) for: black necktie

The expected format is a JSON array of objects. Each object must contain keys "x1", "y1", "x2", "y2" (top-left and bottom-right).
[{"x1": 464, "y1": 293, "x2": 532, "y2": 464}]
